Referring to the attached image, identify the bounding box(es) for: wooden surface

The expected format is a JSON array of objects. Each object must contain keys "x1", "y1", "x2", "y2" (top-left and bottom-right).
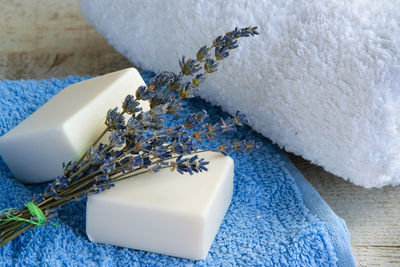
[{"x1": 0, "y1": 1, "x2": 399, "y2": 266}]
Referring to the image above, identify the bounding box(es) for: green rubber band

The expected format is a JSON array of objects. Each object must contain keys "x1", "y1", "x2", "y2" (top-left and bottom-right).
[{"x1": 0, "y1": 202, "x2": 54, "y2": 227}]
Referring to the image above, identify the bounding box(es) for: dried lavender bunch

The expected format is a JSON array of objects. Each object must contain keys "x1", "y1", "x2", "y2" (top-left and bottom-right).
[{"x1": 0, "y1": 26, "x2": 259, "y2": 247}]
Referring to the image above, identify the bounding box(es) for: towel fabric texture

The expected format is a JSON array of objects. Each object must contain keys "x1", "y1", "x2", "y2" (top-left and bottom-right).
[
  {"x1": 80, "y1": 0, "x2": 400, "y2": 188},
  {"x1": 0, "y1": 73, "x2": 355, "y2": 266}
]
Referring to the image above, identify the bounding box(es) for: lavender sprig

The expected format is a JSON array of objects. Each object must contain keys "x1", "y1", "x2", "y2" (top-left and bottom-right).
[{"x1": 0, "y1": 26, "x2": 259, "y2": 247}]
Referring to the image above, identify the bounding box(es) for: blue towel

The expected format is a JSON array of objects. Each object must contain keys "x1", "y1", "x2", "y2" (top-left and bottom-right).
[{"x1": 0, "y1": 72, "x2": 356, "y2": 266}]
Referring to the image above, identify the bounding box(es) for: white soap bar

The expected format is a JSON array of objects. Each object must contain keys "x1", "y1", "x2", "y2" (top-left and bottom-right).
[
  {"x1": 0, "y1": 68, "x2": 146, "y2": 184},
  {"x1": 86, "y1": 152, "x2": 234, "y2": 260}
]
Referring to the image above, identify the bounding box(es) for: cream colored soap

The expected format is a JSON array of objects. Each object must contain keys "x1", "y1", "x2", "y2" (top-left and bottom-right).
[
  {"x1": 0, "y1": 68, "x2": 146, "y2": 184},
  {"x1": 86, "y1": 152, "x2": 234, "y2": 260}
]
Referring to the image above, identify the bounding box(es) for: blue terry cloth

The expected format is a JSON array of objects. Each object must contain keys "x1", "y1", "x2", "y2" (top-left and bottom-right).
[{"x1": 0, "y1": 72, "x2": 356, "y2": 266}]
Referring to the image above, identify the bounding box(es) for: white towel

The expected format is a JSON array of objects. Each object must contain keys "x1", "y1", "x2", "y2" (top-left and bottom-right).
[{"x1": 80, "y1": 0, "x2": 400, "y2": 188}]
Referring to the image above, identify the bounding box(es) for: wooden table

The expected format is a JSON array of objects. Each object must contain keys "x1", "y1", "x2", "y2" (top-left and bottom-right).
[{"x1": 1, "y1": 1, "x2": 399, "y2": 266}]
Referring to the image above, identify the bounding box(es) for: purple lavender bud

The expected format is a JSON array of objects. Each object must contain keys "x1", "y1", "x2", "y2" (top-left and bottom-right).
[
  {"x1": 142, "y1": 156, "x2": 152, "y2": 168},
  {"x1": 179, "y1": 56, "x2": 201, "y2": 76},
  {"x1": 122, "y1": 94, "x2": 141, "y2": 114},
  {"x1": 151, "y1": 165, "x2": 162, "y2": 173},
  {"x1": 204, "y1": 58, "x2": 218, "y2": 73},
  {"x1": 106, "y1": 108, "x2": 125, "y2": 131},
  {"x1": 223, "y1": 36, "x2": 238, "y2": 50},
  {"x1": 196, "y1": 45, "x2": 209, "y2": 62},
  {"x1": 184, "y1": 114, "x2": 198, "y2": 129},
  {"x1": 233, "y1": 110, "x2": 248, "y2": 125},
  {"x1": 198, "y1": 158, "x2": 209, "y2": 172},
  {"x1": 195, "y1": 110, "x2": 208, "y2": 123},
  {"x1": 135, "y1": 85, "x2": 154, "y2": 100},
  {"x1": 218, "y1": 144, "x2": 234, "y2": 155},
  {"x1": 213, "y1": 35, "x2": 225, "y2": 47},
  {"x1": 109, "y1": 130, "x2": 126, "y2": 147},
  {"x1": 149, "y1": 71, "x2": 175, "y2": 90},
  {"x1": 215, "y1": 46, "x2": 229, "y2": 60}
]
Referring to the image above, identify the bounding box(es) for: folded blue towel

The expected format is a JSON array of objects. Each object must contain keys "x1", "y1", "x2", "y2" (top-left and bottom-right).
[{"x1": 0, "y1": 72, "x2": 355, "y2": 266}]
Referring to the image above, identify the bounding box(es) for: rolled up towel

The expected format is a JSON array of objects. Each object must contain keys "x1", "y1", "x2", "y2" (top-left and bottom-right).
[{"x1": 80, "y1": 0, "x2": 400, "y2": 188}]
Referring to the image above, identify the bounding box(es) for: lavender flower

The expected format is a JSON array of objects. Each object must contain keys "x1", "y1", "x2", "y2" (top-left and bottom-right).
[
  {"x1": 192, "y1": 73, "x2": 205, "y2": 87},
  {"x1": 215, "y1": 45, "x2": 229, "y2": 60},
  {"x1": 218, "y1": 117, "x2": 236, "y2": 132},
  {"x1": 148, "y1": 71, "x2": 175, "y2": 90},
  {"x1": 109, "y1": 130, "x2": 126, "y2": 147},
  {"x1": 102, "y1": 156, "x2": 116, "y2": 173},
  {"x1": 0, "y1": 26, "x2": 260, "y2": 247},
  {"x1": 196, "y1": 45, "x2": 209, "y2": 62},
  {"x1": 126, "y1": 117, "x2": 144, "y2": 135},
  {"x1": 179, "y1": 56, "x2": 201, "y2": 76},
  {"x1": 184, "y1": 110, "x2": 209, "y2": 129},
  {"x1": 213, "y1": 35, "x2": 225, "y2": 48},
  {"x1": 226, "y1": 26, "x2": 259, "y2": 38},
  {"x1": 184, "y1": 114, "x2": 199, "y2": 129},
  {"x1": 135, "y1": 85, "x2": 154, "y2": 100},
  {"x1": 223, "y1": 36, "x2": 238, "y2": 50},
  {"x1": 167, "y1": 73, "x2": 183, "y2": 91},
  {"x1": 62, "y1": 161, "x2": 79, "y2": 176},
  {"x1": 177, "y1": 82, "x2": 195, "y2": 98},
  {"x1": 171, "y1": 155, "x2": 209, "y2": 175},
  {"x1": 88, "y1": 146, "x2": 105, "y2": 165},
  {"x1": 105, "y1": 107, "x2": 125, "y2": 130},
  {"x1": 233, "y1": 110, "x2": 248, "y2": 126},
  {"x1": 165, "y1": 96, "x2": 183, "y2": 114},
  {"x1": 204, "y1": 59, "x2": 218, "y2": 73},
  {"x1": 122, "y1": 94, "x2": 141, "y2": 114}
]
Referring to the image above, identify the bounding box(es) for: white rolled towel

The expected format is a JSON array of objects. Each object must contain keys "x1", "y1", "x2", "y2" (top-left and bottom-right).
[{"x1": 80, "y1": 0, "x2": 400, "y2": 188}]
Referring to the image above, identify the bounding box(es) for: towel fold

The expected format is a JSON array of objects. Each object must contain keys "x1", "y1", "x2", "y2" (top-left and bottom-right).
[
  {"x1": 0, "y1": 73, "x2": 355, "y2": 266},
  {"x1": 80, "y1": 0, "x2": 400, "y2": 187}
]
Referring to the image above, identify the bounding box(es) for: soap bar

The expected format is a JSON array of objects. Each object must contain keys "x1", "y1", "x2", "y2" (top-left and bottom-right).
[
  {"x1": 86, "y1": 152, "x2": 234, "y2": 260},
  {"x1": 0, "y1": 68, "x2": 147, "y2": 184}
]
